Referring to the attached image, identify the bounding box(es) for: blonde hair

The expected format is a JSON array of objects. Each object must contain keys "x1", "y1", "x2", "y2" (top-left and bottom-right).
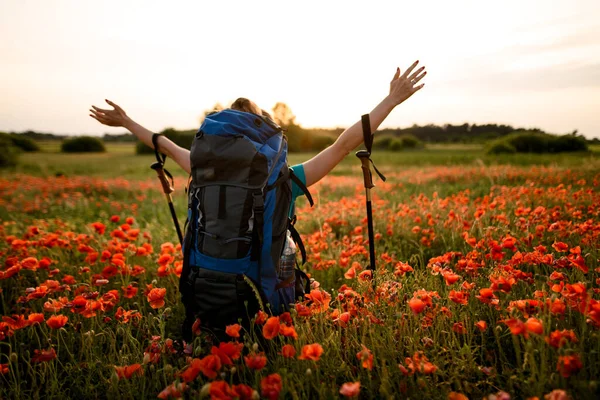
[{"x1": 231, "y1": 97, "x2": 273, "y2": 120}]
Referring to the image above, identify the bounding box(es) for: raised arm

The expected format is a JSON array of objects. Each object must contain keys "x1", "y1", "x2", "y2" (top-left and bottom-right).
[
  {"x1": 89, "y1": 100, "x2": 191, "y2": 174},
  {"x1": 302, "y1": 61, "x2": 426, "y2": 187}
]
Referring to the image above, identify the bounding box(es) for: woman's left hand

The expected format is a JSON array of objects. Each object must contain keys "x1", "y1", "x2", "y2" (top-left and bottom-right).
[{"x1": 388, "y1": 60, "x2": 427, "y2": 106}]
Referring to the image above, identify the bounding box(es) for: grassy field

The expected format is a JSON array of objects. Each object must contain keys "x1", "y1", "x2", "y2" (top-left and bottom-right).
[
  {"x1": 6, "y1": 141, "x2": 600, "y2": 180},
  {"x1": 1, "y1": 144, "x2": 599, "y2": 399}
]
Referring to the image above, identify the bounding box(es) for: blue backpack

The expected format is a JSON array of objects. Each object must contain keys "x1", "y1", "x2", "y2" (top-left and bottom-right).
[{"x1": 179, "y1": 109, "x2": 312, "y2": 339}]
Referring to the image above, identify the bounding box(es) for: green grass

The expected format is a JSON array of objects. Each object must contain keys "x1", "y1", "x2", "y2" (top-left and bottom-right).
[{"x1": 4, "y1": 143, "x2": 599, "y2": 181}]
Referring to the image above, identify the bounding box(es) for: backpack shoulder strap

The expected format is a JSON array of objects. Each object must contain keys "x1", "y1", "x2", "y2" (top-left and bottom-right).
[{"x1": 289, "y1": 168, "x2": 314, "y2": 207}]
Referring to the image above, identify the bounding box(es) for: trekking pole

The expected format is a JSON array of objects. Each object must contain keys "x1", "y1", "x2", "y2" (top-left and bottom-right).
[
  {"x1": 151, "y1": 134, "x2": 183, "y2": 245},
  {"x1": 356, "y1": 115, "x2": 386, "y2": 284}
]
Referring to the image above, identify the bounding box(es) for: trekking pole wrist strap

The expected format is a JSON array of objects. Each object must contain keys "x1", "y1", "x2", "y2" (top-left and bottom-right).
[
  {"x1": 151, "y1": 133, "x2": 175, "y2": 188},
  {"x1": 152, "y1": 133, "x2": 167, "y2": 165},
  {"x1": 359, "y1": 114, "x2": 386, "y2": 182}
]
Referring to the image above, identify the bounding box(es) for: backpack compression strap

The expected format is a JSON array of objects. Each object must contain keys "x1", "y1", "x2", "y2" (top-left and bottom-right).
[
  {"x1": 361, "y1": 115, "x2": 387, "y2": 182},
  {"x1": 250, "y1": 190, "x2": 265, "y2": 288}
]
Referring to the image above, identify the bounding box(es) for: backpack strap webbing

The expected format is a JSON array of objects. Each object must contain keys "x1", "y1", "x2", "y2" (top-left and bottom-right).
[{"x1": 289, "y1": 168, "x2": 314, "y2": 207}]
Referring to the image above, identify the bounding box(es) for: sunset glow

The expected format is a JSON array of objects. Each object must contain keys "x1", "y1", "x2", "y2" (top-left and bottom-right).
[{"x1": 1, "y1": 0, "x2": 598, "y2": 137}]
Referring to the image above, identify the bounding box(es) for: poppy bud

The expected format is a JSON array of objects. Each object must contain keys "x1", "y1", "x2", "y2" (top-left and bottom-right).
[
  {"x1": 9, "y1": 353, "x2": 18, "y2": 363},
  {"x1": 200, "y1": 383, "x2": 211, "y2": 397}
]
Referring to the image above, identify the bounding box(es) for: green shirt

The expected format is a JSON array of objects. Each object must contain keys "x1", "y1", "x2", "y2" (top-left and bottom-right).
[{"x1": 289, "y1": 163, "x2": 306, "y2": 218}]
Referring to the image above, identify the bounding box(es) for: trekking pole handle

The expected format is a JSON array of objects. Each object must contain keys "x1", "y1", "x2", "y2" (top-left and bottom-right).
[
  {"x1": 356, "y1": 150, "x2": 374, "y2": 189},
  {"x1": 151, "y1": 162, "x2": 174, "y2": 195}
]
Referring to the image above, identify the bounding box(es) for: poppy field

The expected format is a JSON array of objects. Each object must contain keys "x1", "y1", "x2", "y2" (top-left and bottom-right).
[{"x1": 1, "y1": 152, "x2": 600, "y2": 399}]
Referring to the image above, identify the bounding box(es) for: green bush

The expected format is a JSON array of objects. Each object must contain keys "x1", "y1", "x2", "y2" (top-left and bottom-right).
[
  {"x1": 486, "y1": 131, "x2": 589, "y2": 155},
  {"x1": 0, "y1": 132, "x2": 20, "y2": 167},
  {"x1": 9, "y1": 134, "x2": 40, "y2": 152},
  {"x1": 136, "y1": 141, "x2": 154, "y2": 155},
  {"x1": 549, "y1": 134, "x2": 588, "y2": 153},
  {"x1": 506, "y1": 131, "x2": 549, "y2": 153},
  {"x1": 486, "y1": 140, "x2": 516, "y2": 154},
  {"x1": 61, "y1": 136, "x2": 106, "y2": 153},
  {"x1": 399, "y1": 134, "x2": 422, "y2": 149},
  {"x1": 388, "y1": 138, "x2": 404, "y2": 152},
  {"x1": 373, "y1": 134, "x2": 422, "y2": 151},
  {"x1": 373, "y1": 135, "x2": 395, "y2": 150}
]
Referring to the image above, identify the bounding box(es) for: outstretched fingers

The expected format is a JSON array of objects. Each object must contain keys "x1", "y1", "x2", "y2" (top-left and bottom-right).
[
  {"x1": 392, "y1": 67, "x2": 401, "y2": 82},
  {"x1": 411, "y1": 70, "x2": 427, "y2": 86},
  {"x1": 413, "y1": 83, "x2": 425, "y2": 92},
  {"x1": 400, "y1": 60, "x2": 419, "y2": 80},
  {"x1": 408, "y1": 66, "x2": 426, "y2": 82},
  {"x1": 105, "y1": 99, "x2": 124, "y2": 113}
]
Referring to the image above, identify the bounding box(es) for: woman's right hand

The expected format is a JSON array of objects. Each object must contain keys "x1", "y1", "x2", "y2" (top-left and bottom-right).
[{"x1": 89, "y1": 99, "x2": 130, "y2": 127}]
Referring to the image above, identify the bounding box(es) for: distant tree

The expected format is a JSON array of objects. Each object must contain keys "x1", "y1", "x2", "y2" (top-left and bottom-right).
[{"x1": 272, "y1": 102, "x2": 296, "y2": 128}]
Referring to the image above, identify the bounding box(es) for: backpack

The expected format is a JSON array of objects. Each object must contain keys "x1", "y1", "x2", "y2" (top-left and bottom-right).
[{"x1": 179, "y1": 109, "x2": 313, "y2": 339}]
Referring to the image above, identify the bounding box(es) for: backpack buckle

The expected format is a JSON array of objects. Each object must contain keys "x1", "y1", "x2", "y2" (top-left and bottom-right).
[{"x1": 252, "y1": 191, "x2": 264, "y2": 213}]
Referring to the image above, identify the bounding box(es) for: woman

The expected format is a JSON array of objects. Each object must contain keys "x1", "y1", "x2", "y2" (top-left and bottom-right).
[
  {"x1": 90, "y1": 61, "x2": 426, "y2": 191},
  {"x1": 90, "y1": 61, "x2": 426, "y2": 337}
]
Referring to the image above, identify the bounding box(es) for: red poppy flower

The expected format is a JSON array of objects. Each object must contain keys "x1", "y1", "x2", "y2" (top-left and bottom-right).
[
  {"x1": 452, "y1": 322, "x2": 467, "y2": 334},
  {"x1": 280, "y1": 344, "x2": 296, "y2": 358},
  {"x1": 298, "y1": 343, "x2": 324, "y2": 361},
  {"x1": 525, "y1": 317, "x2": 543, "y2": 335},
  {"x1": 192, "y1": 318, "x2": 202, "y2": 336},
  {"x1": 279, "y1": 323, "x2": 298, "y2": 339},
  {"x1": 157, "y1": 382, "x2": 186, "y2": 399},
  {"x1": 114, "y1": 363, "x2": 143, "y2": 379},
  {"x1": 122, "y1": 284, "x2": 138, "y2": 299},
  {"x1": 552, "y1": 242, "x2": 569, "y2": 252},
  {"x1": 255, "y1": 310, "x2": 268, "y2": 325},
  {"x1": 262, "y1": 316, "x2": 280, "y2": 340},
  {"x1": 244, "y1": 352, "x2": 267, "y2": 370},
  {"x1": 448, "y1": 290, "x2": 469, "y2": 305},
  {"x1": 28, "y1": 313, "x2": 45, "y2": 325},
  {"x1": 146, "y1": 288, "x2": 166, "y2": 309},
  {"x1": 557, "y1": 354, "x2": 583, "y2": 378},
  {"x1": 546, "y1": 330, "x2": 578, "y2": 348},
  {"x1": 408, "y1": 298, "x2": 426, "y2": 314},
  {"x1": 261, "y1": 373, "x2": 282, "y2": 400},
  {"x1": 198, "y1": 354, "x2": 222, "y2": 379},
  {"x1": 305, "y1": 289, "x2": 331, "y2": 313},
  {"x1": 32, "y1": 348, "x2": 57, "y2": 363},
  {"x1": 225, "y1": 324, "x2": 241, "y2": 338},
  {"x1": 475, "y1": 321, "x2": 487, "y2": 332},
  {"x1": 339, "y1": 382, "x2": 360, "y2": 398},
  {"x1": 46, "y1": 315, "x2": 68, "y2": 329},
  {"x1": 356, "y1": 345, "x2": 373, "y2": 370},
  {"x1": 211, "y1": 342, "x2": 244, "y2": 366},
  {"x1": 180, "y1": 359, "x2": 201, "y2": 382}
]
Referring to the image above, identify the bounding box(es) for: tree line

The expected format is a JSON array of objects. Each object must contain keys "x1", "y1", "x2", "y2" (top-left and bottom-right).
[{"x1": 3, "y1": 102, "x2": 598, "y2": 154}]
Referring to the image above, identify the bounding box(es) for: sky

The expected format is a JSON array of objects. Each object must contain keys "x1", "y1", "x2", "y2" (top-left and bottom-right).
[{"x1": 1, "y1": 0, "x2": 599, "y2": 138}]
